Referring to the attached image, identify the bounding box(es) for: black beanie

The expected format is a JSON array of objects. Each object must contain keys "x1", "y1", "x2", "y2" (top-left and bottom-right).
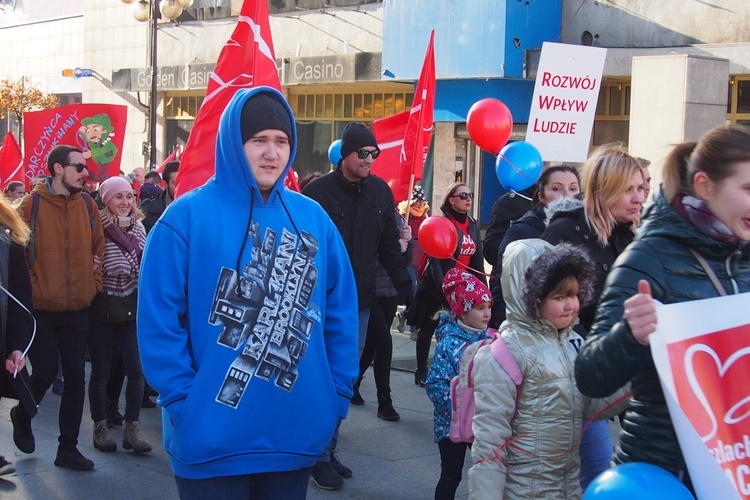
[
  {"x1": 240, "y1": 92, "x2": 293, "y2": 145},
  {"x1": 340, "y1": 122, "x2": 378, "y2": 160}
]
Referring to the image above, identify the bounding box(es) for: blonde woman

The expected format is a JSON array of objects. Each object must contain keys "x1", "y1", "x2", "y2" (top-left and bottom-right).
[
  {"x1": 0, "y1": 197, "x2": 33, "y2": 476},
  {"x1": 541, "y1": 143, "x2": 645, "y2": 490},
  {"x1": 87, "y1": 176, "x2": 151, "y2": 455}
]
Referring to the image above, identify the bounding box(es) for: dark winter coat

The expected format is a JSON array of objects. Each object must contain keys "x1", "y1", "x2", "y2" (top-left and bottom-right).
[
  {"x1": 491, "y1": 206, "x2": 546, "y2": 327},
  {"x1": 413, "y1": 213, "x2": 485, "y2": 328},
  {"x1": 483, "y1": 187, "x2": 536, "y2": 269},
  {"x1": 139, "y1": 189, "x2": 169, "y2": 234},
  {"x1": 303, "y1": 168, "x2": 411, "y2": 310},
  {"x1": 541, "y1": 197, "x2": 635, "y2": 333},
  {"x1": 575, "y1": 189, "x2": 750, "y2": 484}
]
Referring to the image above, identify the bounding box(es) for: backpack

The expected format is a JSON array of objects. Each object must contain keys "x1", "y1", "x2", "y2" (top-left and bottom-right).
[
  {"x1": 27, "y1": 191, "x2": 97, "y2": 267},
  {"x1": 449, "y1": 329, "x2": 523, "y2": 444}
]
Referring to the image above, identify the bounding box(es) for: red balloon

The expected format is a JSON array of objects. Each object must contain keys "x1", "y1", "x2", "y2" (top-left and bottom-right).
[
  {"x1": 466, "y1": 98, "x2": 513, "y2": 155},
  {"x1": 419, "y1": 216, "x2": 458, "y2": 259}
]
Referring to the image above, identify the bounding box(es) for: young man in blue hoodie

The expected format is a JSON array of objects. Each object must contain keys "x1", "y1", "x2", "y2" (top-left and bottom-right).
[{"x1": 137, "y1": 87, "x2": 359, "y2": 498}]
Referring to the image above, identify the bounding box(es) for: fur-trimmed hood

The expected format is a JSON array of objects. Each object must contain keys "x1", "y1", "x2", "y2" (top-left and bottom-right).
[
  {"x1": 522, "y1": 243, "x2": 597, "y2": 320},
  {"x1": 544, "y1": 195, "x2": 583, "y2": 225}
]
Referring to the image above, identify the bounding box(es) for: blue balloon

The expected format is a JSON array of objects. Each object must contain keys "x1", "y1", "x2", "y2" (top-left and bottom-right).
[
  {"x1": 584, "y1": 463, "x2": 695, "y2": 500},
  {"x1": 495, "y1": 141, "x2": 543, "y2": 192},
  {"x1": 328, "y1": 140, "x2": 342, "y2": 166}
]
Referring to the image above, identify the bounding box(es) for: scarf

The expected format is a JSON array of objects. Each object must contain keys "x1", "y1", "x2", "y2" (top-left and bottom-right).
[
  {"x1": 445, "y1": 206, "x2": 468, "y2": 224},
  {"x1": 100, "y1": 212, "x2": 146, "y2": 296},
  {"x1": 410, "y1": 202, "x2": 429, "y2": 218},
  {"x1": 672, "y1": 194, "x2": 740, "y2": 243}
]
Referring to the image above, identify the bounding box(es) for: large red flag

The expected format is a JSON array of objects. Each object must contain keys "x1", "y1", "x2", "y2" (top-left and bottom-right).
[
  {"x1": 175, "y1": 0, "x2": 298, "y2": 197},
  {"x1": 156, "y1": 147, "x2": 179, "y2": 174},
  {"x1": 0, "y1": 132, "x2": 24, "y2": 189},
  {"x1": 372, "y1": 31, "x2": 435, "y2": 203},
  {"x1": 371, "y1": 111, "x2": 409, "y2": 201}
]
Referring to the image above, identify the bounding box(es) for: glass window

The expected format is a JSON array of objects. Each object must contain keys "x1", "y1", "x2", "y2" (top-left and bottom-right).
[
  {"x1": 593, "y1": 121, "x2": 629, "y2": 146},
  {"x1": 609, "y1": 86, "x2": 623, "y2": 115},
  {"x1": 295, "y1": 120, "x2": 333, "y2": 177},
  {"x1": 737, "y1": 81, "x2": 750, "y2": 113},
  {"x1": 596, "y1": 86, "x2": 606, "y2": 115}
]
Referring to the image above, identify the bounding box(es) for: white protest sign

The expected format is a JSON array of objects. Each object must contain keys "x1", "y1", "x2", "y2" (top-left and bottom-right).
[
  {"x1": 651, "y1": 292, "x2": 750, "y2": 499},
  {"x1": 525, "y1": 42, "x2": 606, "y2": 162}
]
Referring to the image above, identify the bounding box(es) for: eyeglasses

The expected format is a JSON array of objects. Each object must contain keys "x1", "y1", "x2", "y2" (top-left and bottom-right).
[
  {"x1": 451, "y1": 192, "x2": 474, "y2": 200},
  {"x1": 356, "y1": 149, "x2": 380, "y2": 160},
  {"x1": 64, "y1": 162, "x2": 87, "y2": 173}
]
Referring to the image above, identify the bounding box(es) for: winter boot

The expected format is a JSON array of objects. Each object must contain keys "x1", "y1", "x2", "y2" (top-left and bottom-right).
[
  {"x1": 106, "y1": 399, "x2": 124, "y2": 428},
  {"x1": 351, "y1": 378, "x2": 364, "y2": 406},
  {"x1": 377, "y1": 391, "x2": 400, "y2": 421},
  {"x1": 93, "y1": 420, "x2": 117, "y2": 452},
  {"x1": 123, "y1": 421, "x2": 152, "y2": 454}
]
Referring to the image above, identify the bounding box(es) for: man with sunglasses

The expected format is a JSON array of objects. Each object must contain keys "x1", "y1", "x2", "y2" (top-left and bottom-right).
[
  {"x1": 303, "y1": 122, "x2": 412, "y2": 490},
  {"x1": 13, "y1": 145, "x2": 105, "y2": 471}
]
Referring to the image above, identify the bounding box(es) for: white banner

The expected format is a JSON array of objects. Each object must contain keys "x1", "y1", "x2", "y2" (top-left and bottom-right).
[
  {"x1": 651, "y1": 292, "x2": 750, "y2": 499},
  {"x1": 525, "y1": 42, "x2": 606, "y2": 162}
]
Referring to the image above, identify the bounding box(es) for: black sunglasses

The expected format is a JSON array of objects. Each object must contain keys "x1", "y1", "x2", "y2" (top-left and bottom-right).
[
  {"x1": 356, "y1": 149, "x2": 380, "y2": 160},
  {"x1": 63, "y1": 162, "x2": 87, "y2": 173},
  {"x1": 451, "y1": 192, "x2": 474, "y2": 200}
]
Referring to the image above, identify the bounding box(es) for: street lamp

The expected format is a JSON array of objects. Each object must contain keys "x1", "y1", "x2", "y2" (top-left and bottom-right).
[{"x1": 121, "y1": 0, "x2": 191, "y2": 170}]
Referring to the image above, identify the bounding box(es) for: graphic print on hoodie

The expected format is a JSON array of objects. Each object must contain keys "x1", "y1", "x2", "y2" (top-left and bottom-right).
[{"x1": 211, "y1": 221, "x2": 320, "y2": 407}]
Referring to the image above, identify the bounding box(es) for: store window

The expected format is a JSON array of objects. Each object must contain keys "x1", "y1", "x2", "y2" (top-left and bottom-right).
[
  {"x1": 290, "y1": 90, "x2": 412, "y2": 177},
  {"x1": 592, "y1": 80, "x2": 630, "y2": 147},
  {"x1": 727, "y1": 76, "x2": 750, "y2": 125}
]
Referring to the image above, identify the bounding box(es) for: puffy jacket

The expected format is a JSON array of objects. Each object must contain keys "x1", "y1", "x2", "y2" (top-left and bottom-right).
[
  {"x1": 542, "y1": 197, "x2": 634, "y2": 333},
  {"x1": 17, "y1": 181, "x2": 105, "y2": 312},
  {"x1": 413, "y1": 213, "x2": 485, "y2": 328},
  {"x1": 469, "y1": 239, "x2": 628, "y2": 500},
  {"x1": 490, "y1": 206, "x2": 546, "y2": 327},
  {"x1": 139, "y1": 189, "x2": 168, "y2": 234},
  {"x1": 576, "y1": 190, "x2": 750, "y2": 483},
  {"x1": 424, "y1": 313, "x2": 491, "y2": 442}
]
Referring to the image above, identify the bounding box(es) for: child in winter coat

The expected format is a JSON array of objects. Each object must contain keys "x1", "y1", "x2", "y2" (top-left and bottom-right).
[
  {"x1": 468, "y1": 239, "x2": 629, "y2": 500},
  {"x1": 425, "y1": 267, "x2": 493, "y2": 500}
]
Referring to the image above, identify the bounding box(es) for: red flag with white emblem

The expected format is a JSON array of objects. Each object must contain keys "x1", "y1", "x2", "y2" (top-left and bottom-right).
[
  {"x1": 175, "y1": 0, "x2": 298, "y2": 197},
  {"x1": 0, "y1": 132, "x2": 24, "y2": 190}
]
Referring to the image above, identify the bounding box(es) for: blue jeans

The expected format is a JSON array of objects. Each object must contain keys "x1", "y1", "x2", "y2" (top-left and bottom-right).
[
  {"x1": 175, "y1": 467, "x2": 312, "y2": 499},
  {"x1": 579, "y1": 419, "x2": 614, "y2": 490}
]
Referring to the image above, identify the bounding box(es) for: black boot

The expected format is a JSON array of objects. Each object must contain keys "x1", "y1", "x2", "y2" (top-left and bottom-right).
[
  {"x1": 377, "y1": 391, "x2": 400, "y2": 421},
  {"x1": 351, "y1": 378, "x2": 364, "y2": 406},
  {"x1": 414, "y1": 368, "x2": 427, "y2": 387}
]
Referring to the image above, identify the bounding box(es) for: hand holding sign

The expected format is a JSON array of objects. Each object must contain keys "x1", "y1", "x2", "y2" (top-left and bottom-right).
[{"x1": 624, "y1": 280, "x2": 657, "y2": 345}]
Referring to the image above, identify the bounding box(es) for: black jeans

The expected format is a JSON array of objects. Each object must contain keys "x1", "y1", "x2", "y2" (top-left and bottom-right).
[
  {"x1": 416, "y1": 320, "x2": 438, "y2": 373},
  {"x1": 18, "y1": 309, "x2": 89, "y2": 449},
  {"x1": 358, "y1": 296, "x2": 398, "y2": 394},
  {"x1": 435, "y1": 438, "x2": 469, "y2": 500},
  {"x1": 88, "y1": 320, "x2": 145, "y2": 423}
]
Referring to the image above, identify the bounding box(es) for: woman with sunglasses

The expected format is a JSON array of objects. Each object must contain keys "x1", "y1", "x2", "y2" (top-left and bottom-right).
[{"x1": 413, "y1": 182, "x2": 486, "y2": 386}]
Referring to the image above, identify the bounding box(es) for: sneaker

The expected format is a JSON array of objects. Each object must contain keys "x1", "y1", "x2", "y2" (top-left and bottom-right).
[
  {"x1": 330, "y1": 450, "x2": 352, "y2": 478},
  {"x1": 310, "y1": 461, "x2": 344, "y2": 490},
  {"x1": 0, "y1": 456, "x2": 15, "y2": 476},
  {"x1": 396, "y1": 311, "x2": 406, "y2": 333},
  {"x1": 52, "y1": 377, "x2": 64, "y2": 395},
  {"x1": 54, "y1": 447, "x2": 94, "y2": 471},
  {"x1": 10, "y1": 406, "x2": 35, "y2": 454}
]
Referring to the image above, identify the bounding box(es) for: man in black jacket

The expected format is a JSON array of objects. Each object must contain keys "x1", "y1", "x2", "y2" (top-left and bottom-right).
[{"x1": 303, "y1": 122, "x2": 412, "y2": 490}]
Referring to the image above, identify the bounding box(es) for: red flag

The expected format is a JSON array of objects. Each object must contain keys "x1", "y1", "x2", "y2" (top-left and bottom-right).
[
  {"x1": 175, "y1": 0, "x2": 298, "y2": 197},
  {"x1": 0, "y1": 132, "x2": 24, "y2": 189},
  {"x1": 371, "y1": 111, "x2": 409, "y2": 201},
  {"x1": 156, "y1": 147, "x2": 179, "y2": 174},
  {"x1": 372, "y1": 31, "x2": 435, "y2": 202},
  {"x1": 24, "y1": 103, "x2": 128, "y2": 181}
]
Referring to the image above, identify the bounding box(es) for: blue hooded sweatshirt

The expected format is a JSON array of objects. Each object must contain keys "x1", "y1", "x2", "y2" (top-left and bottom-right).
[{"x1": 137, "y1": 87, "x2": 359, "y2": 479}]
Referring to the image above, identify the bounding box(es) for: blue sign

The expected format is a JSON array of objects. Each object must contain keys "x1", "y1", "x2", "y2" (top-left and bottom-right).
[{"x1": 73, "y1": 68, "x2": 93, "y2": 78}]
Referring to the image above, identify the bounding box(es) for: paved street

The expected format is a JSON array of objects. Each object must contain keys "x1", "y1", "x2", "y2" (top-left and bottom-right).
[{"x1": 0, "y1": 331, "x2": 459, "y2": 500}]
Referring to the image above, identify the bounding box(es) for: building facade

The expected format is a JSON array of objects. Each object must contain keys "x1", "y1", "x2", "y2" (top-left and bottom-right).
[{"x1": 1, "y1": 0, "x2": 749, "y2": 222}]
